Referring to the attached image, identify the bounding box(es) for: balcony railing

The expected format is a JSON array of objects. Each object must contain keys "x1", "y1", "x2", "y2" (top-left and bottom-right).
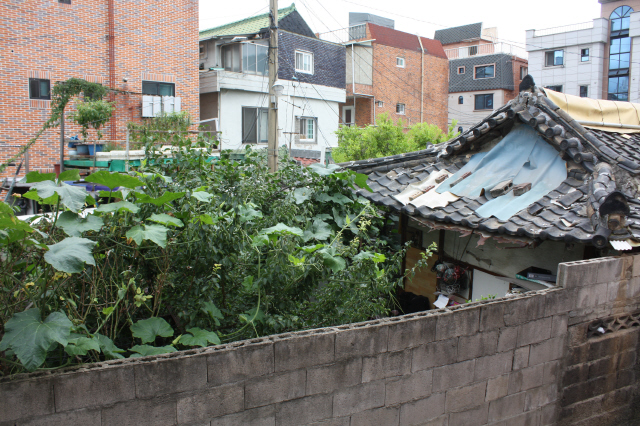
[
  {"x1": 532, "y1": 21, "x2": 594, "y2": 37},
  {"x1": 318, "y1": 24, "x2": 367, "y2": 44},
  {"x1": 444, "y1": 42, "x2": 528, "y2": 60}
]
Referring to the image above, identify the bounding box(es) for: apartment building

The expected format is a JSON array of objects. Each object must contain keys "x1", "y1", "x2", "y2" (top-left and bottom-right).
[
  {"x1": 435, "y1": 23, "x2": 528, "y2": 130},
  {"x1": 526, "y1": 0, "x2": 640, "y2": 102},
  {"x1": 0, "y1": 0, "x2": 199, "y2": 175}
]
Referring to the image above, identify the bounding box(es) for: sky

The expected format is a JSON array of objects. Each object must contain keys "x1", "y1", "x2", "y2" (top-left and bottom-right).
[{"x1": 199, "y1": 0, "x2": 602, "y2": 48}]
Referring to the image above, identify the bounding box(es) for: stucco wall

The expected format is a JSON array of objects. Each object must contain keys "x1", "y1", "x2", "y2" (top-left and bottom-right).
[{"x1": 1, "y1": 255, "x2": 639, "y2": 425}]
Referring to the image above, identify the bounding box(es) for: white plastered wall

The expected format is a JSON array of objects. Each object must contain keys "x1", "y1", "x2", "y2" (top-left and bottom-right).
[{"x1": 448, "y1": 90, "x2": 506, "y2": 129}]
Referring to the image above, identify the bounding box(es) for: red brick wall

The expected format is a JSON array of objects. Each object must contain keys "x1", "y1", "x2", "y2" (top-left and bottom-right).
[
  {"x1": 505, "y1": 56, "x2": 529, "y2": 104},
  {"x1": 0, "y1": 0, "x2": 199, "y2": 177}
]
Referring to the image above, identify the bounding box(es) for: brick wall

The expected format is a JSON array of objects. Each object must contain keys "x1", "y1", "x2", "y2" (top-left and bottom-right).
[
  {"x1": 0, "y1": 0, "x2": 199, "y2": 177},
  {"x1": 1, "y1": 255, "x2": 639, "y2": 425}
]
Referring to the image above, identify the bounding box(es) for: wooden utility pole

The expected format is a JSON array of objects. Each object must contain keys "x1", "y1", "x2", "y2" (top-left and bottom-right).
[{"x1": 267, "y1": 0, "x2": 279, "y2": 172}]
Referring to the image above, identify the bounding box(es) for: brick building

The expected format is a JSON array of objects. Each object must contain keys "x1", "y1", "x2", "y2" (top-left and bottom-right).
[
  {"x1": 320, "y1": 13, "x2": 449, "y2": 132},
  {"x1": 0, "y1": 0, "x2": 199, "y2": 176}
]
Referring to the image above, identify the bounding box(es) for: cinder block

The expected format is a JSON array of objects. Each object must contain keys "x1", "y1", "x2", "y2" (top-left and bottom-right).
[
  {"x1": 444, "y1": 381, "x2": 487, "y2": 412},
  {"x1": 411, "y1": 338, "x2": 458, "y2": 371},
  {"x1": 362, "y1": 349, "x2": 411, "y2": 382},
  {"x1": 350, "y1": 405, "x2": 399, "y2": 426},
  {"x1": 435, "y1": 309, "x2": 479, "y2": 341},
  {"x1": 176, "y1": 382, "x2": 244, "y2": 424},
  {"x1": 101, "y1": 396, "x2": 177, "y2": 426},
  {"x1": 607, "y1": 280, "x2": 626, "y2": 302},
  {"x1": 576, "y1": 282, "x2": 608, "y2": 310},
  {"x1": 540, "y1": 403, "x2": 558, "y2": 426},
  {"x1": 479, "y1": 303, "x2": 505, "y2": 332},
  {"x1": 306, "y1": 357, "x2": 362, "y2": 395},
  {"x1": 245, "y1": 370, "x2": 306, "y2": 408},
  {"x1": 458, "y1": 330, "x2": 498, "y2": 361},
  {"x1": 274, "y1": 333, "x2": 334, "y2": 372},
  {"x1": 504, "y1": 297, "x2": 545, "y2": 326},
  {"x1": 508, "y1": 364, "x2": 544, "y2": 394},
  {"x1": 529, "y1": 337, "x2": 565, "y2": 365},
  {"x1": 207, "y1": 342, "x2": 274, "y2": 386},
  {"x1": 497, "y1": 327, "x2": 518, "y2": 352},
  {"x1": 134, "y1": 355, "x2": 207, "y2": 398},
  {"x1": 588, "y1": 356, "x2": 616, "y2": 380},
  {"x1": 448, "y1": 402, "x2": 488, "y2": 425},
  {"x1": 517, "y1": 317, "x2": 552, "y2": 347},
  {"x1": 551, "y1": 315, "x2": 568, "y2": 338},
  {"x1": 489, "y1": 409, "x2": 540, "y2": 426},
  {"x1": 628, "y1": 276, "x2": 640, "y2": 299},
  {"x1": 543, "y1": 360, "x2": 560, "y2": 385},
  {"x1": 596, "y1": 257, "x2": 624, "y2": 283},
  {"x1": 385, "y1": 369, "x2": 432, "y2": 405},
  {"x1": 20, "y1": 408, "x2": 101, "y2": 426},
  {"x1": 557, "y1": 259, "x2": 599, "y2": 288},
  {"x1": 562, "y1": 364, "x2": 588, "y2": 388},
  {"x1": 545, "y1": 290, "x2": 575, "y2": 316},
  {"x1": 210, "y1": 405, "x2": 276, "y2": 426},
  {"x1": 487, "y1": 392, "x2": 526, "y2": 422},
  {"x1": 524, "y1": 384, "x2": 557, "y2": 411},
  {"x1": 0, "y1": 377, "x2": 54, "y2": 423},
  {"x1": 275, "y1": 394, "x2": 332, "y2": 426},
  {"x1": 307, "y1": 418, "x2": 350, "y2": 426},
  {"x1": 398, "y1": 393, "x2": 445, "y2": 426},
  {"x1": 432, "y1": 359, "x2": 475, "y2": 391},
  {"x1": 335, "y1": 324, "x2": 388, "y2": 360},
  {"x1": 332, "y1": 381, "x2": 385, "y2": 417},
  {"x1": 513, "y1": 346, "x2": 530, "y2": 370},
  {"x1": 486, "y1": 374, "x2": 509, "y2": 401},
  {"x1": 474, "y1": 351, "x2": 513, "y2": 382},
  {"x1": 53, "y1": 366, "x2": 135, "y2": 412},
  {"x1": 387, "y1": 315, "x2": 436, "y2": 351}
]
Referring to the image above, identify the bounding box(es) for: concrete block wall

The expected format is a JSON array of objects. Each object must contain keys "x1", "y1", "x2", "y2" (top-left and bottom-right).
[{"x1": 1, "y1": 255, "x2": 639, "y2": 425}]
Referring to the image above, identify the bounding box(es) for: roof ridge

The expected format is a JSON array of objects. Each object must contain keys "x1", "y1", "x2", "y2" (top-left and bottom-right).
[{"x1": 199, "y1": 3, "x2": 296, "y2": 37}]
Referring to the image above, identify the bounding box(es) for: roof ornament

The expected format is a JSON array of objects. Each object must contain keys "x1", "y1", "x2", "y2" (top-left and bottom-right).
[{"x1": 519, "y1": 74, "x2": 535, "y2": 93}]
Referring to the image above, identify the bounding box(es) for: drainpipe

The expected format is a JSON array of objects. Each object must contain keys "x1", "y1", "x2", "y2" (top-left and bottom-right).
[
  {"x1": 417, "y1": 35, "x2": 425, "y2": 123},
  {"x1": 108, "y1": 0, "x2": 116, "y2": 140},
  {"x1": 352, "y1": 44, "x2": 356, "y2": 125}
]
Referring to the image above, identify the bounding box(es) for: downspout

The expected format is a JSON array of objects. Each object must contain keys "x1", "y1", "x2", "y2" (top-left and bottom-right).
[
  {"x1": 352, "y1": 43, "x2": 356, "y2": 125},
  {"x1": 417, "y1": 35, "x2": 424, "y2": 123},
  {"x1": 108, "y1": 0, "x2": 116, "y2": 140}
]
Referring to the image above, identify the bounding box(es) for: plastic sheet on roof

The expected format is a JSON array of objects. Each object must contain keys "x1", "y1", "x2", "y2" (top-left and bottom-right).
[
  {"x1": 393, "y1": 169, "x2": 458, "y2": 208},
  {"x1": 436, "y1": 125, "x2": 567, "y2": 221}
]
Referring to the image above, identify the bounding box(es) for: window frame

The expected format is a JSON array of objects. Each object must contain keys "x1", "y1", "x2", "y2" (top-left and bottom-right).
[
  {"x1": 458, "y1": 96, "x2": 464, "y2": 105},
  {"x1": 396, "y1": 103, "x2": 405, "y2": 115},
  {"x1": 520, "y1": 66, "x2": 528, "y2": 79},
  {"x1": 545, "y1": 50, "x2": 564, "y2": 67},
  {"x1": 579, "y1": 85, "x2": 589, "y2": 98},
  {"x1": 29, "y1": 78, "x2": 51, "y2": 100},
  {"x1": 299, "y1": 116, "x2": 317, "y2": 143},
  {"x1": 581, "y1": 48, "x2": 590, "y2": 62},
  {"x1": 242, "y1": 107, "x2": 269, "y2": 144},
  {"x1": 545, "y1": 85, "x2": 563, "y2": 93},
  {"x1": 295, "y1": 50, "x2": 314, "y2": 74},
  {"x1": 396, "y1": 57, "x2": 405, "y2": 68},
  {"x1": 474, "y1": 64, "x2": 495, "y2": 80},
  {"x1": 457, "y1": 66, "x2": 465, "y2": 75},
  {"x1": 142, "y1": 81, "x2": 175, "y2": 97},
  {"x1": 474, "y1": 93, "x2": 494, "y2": 111}
]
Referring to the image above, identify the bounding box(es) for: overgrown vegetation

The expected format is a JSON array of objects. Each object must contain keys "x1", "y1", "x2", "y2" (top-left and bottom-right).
[
  {"x1": 0, "y1": 119, "x2": 432, "y2": 375},
  {"x1": 332, "y1": 113, "x2": 459, "y2": 163}
]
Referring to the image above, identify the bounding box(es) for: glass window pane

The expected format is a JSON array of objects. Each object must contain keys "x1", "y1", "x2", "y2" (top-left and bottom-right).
[
  {"x1": 545, "y1": 52, "x2": 553, "y2": 66},
  {"x1": 622, "y1": 17, "x2": 630, "y2": 30},
  {"x1": 619, "y1": 76, "x2": 629, "y2": 92},
  {"x1": 475, "y1": 96, "x2": 482, "y2": 110},
  {"x1": 307, "y1": 119, "x2": 314, "y2": 139},
  {"x1": 257, "y1": 46, "x2": 268, "y2": 75},
  {"x1": 618, "y1": 93, "x2": 629, "y2": 101},
  {"x1": 612, "y1": 19, "x2": 621, "y2": 32},
  {"x1": 609, "y1": 77, "x2": 619, "y2": 94},
  {"x1": 621, "y1": 37, "x2": 631, "y2": 53},
  {"x1": 243, "y1": 108, "x2": 257, "y2": 143},
  {"x1": 243, "y1": 45, "x2": 249, "y2": 72},
  {"x1": 259, "y1": 109, "x2": 268, "y2": 142},
  {"x1": 486, "y1": 65, "x2": 494, "y2": 77},
  {"x1": 610, "y1": 55, "x2": 620, "y2": 70},
  {"x1": 620, "y1": 53, "x2": 630, "y2": 69},
  {"x1": 486, "y1": 95, "x2": 493, "y2": 109},
  {"x1": 159, "y1": 84, "x2": 173, "y2": 96},
  {"x1": 29, "y1": 79, "x2": 39, "y2": 98},
  {"x1": 554, "y1": 51, "x2": 563, "y2": 66},
  {"x1": 296, "y1": 52, "x2": 302, "y2": 69},
  {"x1": 610, "y1": 39, "x2": 620, "y2": 54},
  {"x1": 39, "y1": 80, "x2": 49, "y2": 98}
]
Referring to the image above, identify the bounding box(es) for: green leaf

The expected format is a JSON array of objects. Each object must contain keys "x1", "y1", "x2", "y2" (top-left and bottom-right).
[
  {"x1": 191, "y1": 191, "x2": 213, "y2": 202},
  {"x1": 147, "y1": 213, "x2": 184, "y2": 227},
  {"x1": 354, "y1": 172, "x2": 373, "y2": 192},
  {"x1": 293, "y1": 188, "x2": 312, "y2": 204},
  {"x1": 0, "y1": 309, "x2": 73, "y2": 371},
  {"x1": 130, "y1": 317, "x2": 174, "y2": 344},
  {"x1": 25, "y1": 171, "x2": 56, "y2": 183},
  {"x1": 241, "y1": 275, "x2": 258, "y2": 292},
  {"x1": 261, "y1": 223, "x2": 303, "y2": 238},
  {"x1": 303, "y1": 219, "x2": 332, "y2": 242},
  {"x1": 201, "y1": 301, "x2": 224, "y2": 326},
  {"x1": 288, "y1": 254, "x2": 306, "y2": 266},
  {"x1": 44, "y1": 237, "x2": 96, "y2": 273},
  {"x1": 129, "y1": 345, "x2": 176, "y2": 358},
  {"x1": 193, "y1": 214, "x2": 216, "y2": 225},
  {"x1": 33, "y1": 181, "x2": 88, "y2": 212},
  {"x1": 98, "y1": 190, "x2": 126, "y2": 199},
  {"x1": 319, "y1": 247, "x2": 346, "y2": 272},
  {"x1": 135, "y1": 191, "x2": 186, "y2": 206},
  {"x1": 57, "y1": 211, "x2": 104, "y2": 237},
  {"x1": 237, "y1": 205, "x2": 263, "y2": 222},
  {"x1": 126, "y1": 224, "x2": 168, "y2": 248},
  {"x1": 64, "y1": 336, "x2": 101, "y2": 357},
  {"x1": 300, "y1": 243, "x2": 325, "y2": 253},
  {"x1": 308, "y1": 163, "x2": 342, "y2": 176},
  {"x1": 179, "y1": 328, "x2": 220, "y2": 347},
  {"x1": 353, "y1": 251, "x2": 386, "y2": 263},
  {"x1": 84, "y1": 171, "x2": 143, "y2": 190},
  {"x1": 102, "y1": 307, "x2": 115, "y2": 316},
  {"x1": 94, "y1": 333, "x2": 125, "y2": 359},
  {"x1": 57, "y1": 169, "x2": 80, "y2": 183},
  {"x1": 0, "y1": 203, "x2": 34, "y2": 233},
  {"x1": 96, "y1": 201, "x2": 140, "y2": 214}
]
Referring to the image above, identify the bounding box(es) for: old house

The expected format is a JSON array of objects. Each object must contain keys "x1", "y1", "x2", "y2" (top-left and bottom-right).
[
  {"x1": 344, "y1": 76, "x2": 640, "y2": 308},
  {"x1": 198, "y1": 4, "x2": 346, "y2": 163},
  {"x1": 0, "y1": 0, "x2": 199, "y2": 176},
  {"x1": 435, "y1": 23, "x2": 528, "y2": 132}
]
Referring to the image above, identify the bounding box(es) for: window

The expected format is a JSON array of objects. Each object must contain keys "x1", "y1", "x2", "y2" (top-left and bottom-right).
[
  {"x1": 396, "y1": 57, "x2": 405, "y2": 68},
  {"x1": 222, "y1": 44, "x2": 241, "y2": 72},
  {"x1": 458, "y1": 96, "x2": 463, "y2": 105},
  {"x1": 199, "y1": 44, "x2": 205, "y2": 58},
  {"x1": 299, "y1": 117, "x2": 316, "y2": 142},
  {"x1": 545, "y1": 50, "x2": 564, "y2": 66},
  {"x1": 609, "y1": 37, "x2": 631, "y2": 71},
  {"x1": 59, "y1": 0, "x2": 71, "y2": 3},
  {"x1": 611, "y1": 6, "x2": 633, "y2": 37},
  {"x1": 242, "y1": 107, "x2": 268, "y2": 143},
  {"x1": 581, "y1": 48, "x2": 590, "y2": 62},
  {"x1": 458, "y1": 66, "x2": 465, "y2": 75},
  {"x1": 520, "y1": 66, "x2": 528, "y2": 79},
  {"x1": 222, "y1": 43, "x2": 268, "y2": 75},
  {"x1": 29, "y1": 78, "x2": 50, "y2": 100},
  {"x1": 376, "y1": 100, "x2": 384, "y2": 107},
  {"x1": 474, "y1": 94, "x2": 493, "y2": 110},
  {"x1": 142, "y1": 81, "x2": 175, "y2": 96},
  {"x1": 580, "y1": 85, "x2": 589, "y2": 98},
  {"x1": 469, "y1": 45, "x2": 478, "y2": 56},
  {"x1": 545, "y1": 85, "x2": 563, "y2": 93},
  {"x1": 396, "y1": 103, "x2": 405, "y2": 114},
  {"x1": 609, "y1": 6, "x2": 633, "y2": 101},
  {"x1": 608, "y1": 76, "x2": 629, "y2": 101},
  {"x1": 474, "y1": 64, "x2": 495, "y2": 79},
  {"x1": 295, "y1": 50, "x2": 313, "y2": 74}
]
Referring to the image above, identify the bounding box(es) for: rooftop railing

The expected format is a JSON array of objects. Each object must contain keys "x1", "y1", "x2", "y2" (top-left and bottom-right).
[
  {"x1": 444, "y1": 42, "x2": 528, "y2": 60},
  {"x1": 532, "y1": 21, "x2": 594, "y2": 37},
  {"x1": 318, "y1": 24, "x2": 368, "y2": 44}
]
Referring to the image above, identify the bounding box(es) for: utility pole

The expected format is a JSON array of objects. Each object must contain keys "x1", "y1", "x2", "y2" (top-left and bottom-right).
[{"x1": 267, "y1": 0, "x2": 279, "y2": 172}]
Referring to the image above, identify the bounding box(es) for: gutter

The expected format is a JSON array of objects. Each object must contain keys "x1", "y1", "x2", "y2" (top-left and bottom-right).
[{"x1": 577, "y1": 120, "x2": 640, "y2": 131}]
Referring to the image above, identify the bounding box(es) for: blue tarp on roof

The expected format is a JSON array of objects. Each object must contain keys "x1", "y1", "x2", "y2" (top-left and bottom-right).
[{"x1": 437, "y1": 125, "x2": 567, "y2": 220}]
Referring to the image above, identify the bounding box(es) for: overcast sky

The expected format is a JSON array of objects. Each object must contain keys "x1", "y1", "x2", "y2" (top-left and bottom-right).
[{"x1": 200, "y1": 0, "x2": 602, "y2": 48}]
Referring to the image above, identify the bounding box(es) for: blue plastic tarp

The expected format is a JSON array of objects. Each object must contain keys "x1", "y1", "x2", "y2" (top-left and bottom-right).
[{"x1": 436, "y1": 125, "x2": 567, "y2": 221}]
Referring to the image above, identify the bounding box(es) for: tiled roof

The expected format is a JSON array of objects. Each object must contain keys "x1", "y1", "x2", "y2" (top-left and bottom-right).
[
  {"x1": 342, "y1": 85, "x2": 640, "y2": 249},
  {"x1": 434, "y1": 23, "x2": 483, "y2": 45},
  {"x1": 199, "y1": 3, "x2": 297, "y2": 39},
  {"x1": 367, "y1": 24, "x2": 447, "y2": 60}
]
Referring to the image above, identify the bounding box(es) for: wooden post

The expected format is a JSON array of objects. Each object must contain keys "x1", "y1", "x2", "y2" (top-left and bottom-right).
[{"x1": 267, "y1": 0, "x2": 279, "y2": 173}]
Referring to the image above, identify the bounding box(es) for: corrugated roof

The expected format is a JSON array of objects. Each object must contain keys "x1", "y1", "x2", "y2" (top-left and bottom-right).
[
  {"x1": 434, "y1": 23, "x2": 482, "y2": 45},
  {"x1": 367, "y1": 24, "x2": 447, "y2": 59},
  {"x1": 199, "y1": 3, "x2": 297, "y2": 39}
]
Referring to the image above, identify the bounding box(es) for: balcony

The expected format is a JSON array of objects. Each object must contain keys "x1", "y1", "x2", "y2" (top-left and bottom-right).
[{"x1": 444, "y1": 42, "x2": 528, "y2": 60}]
